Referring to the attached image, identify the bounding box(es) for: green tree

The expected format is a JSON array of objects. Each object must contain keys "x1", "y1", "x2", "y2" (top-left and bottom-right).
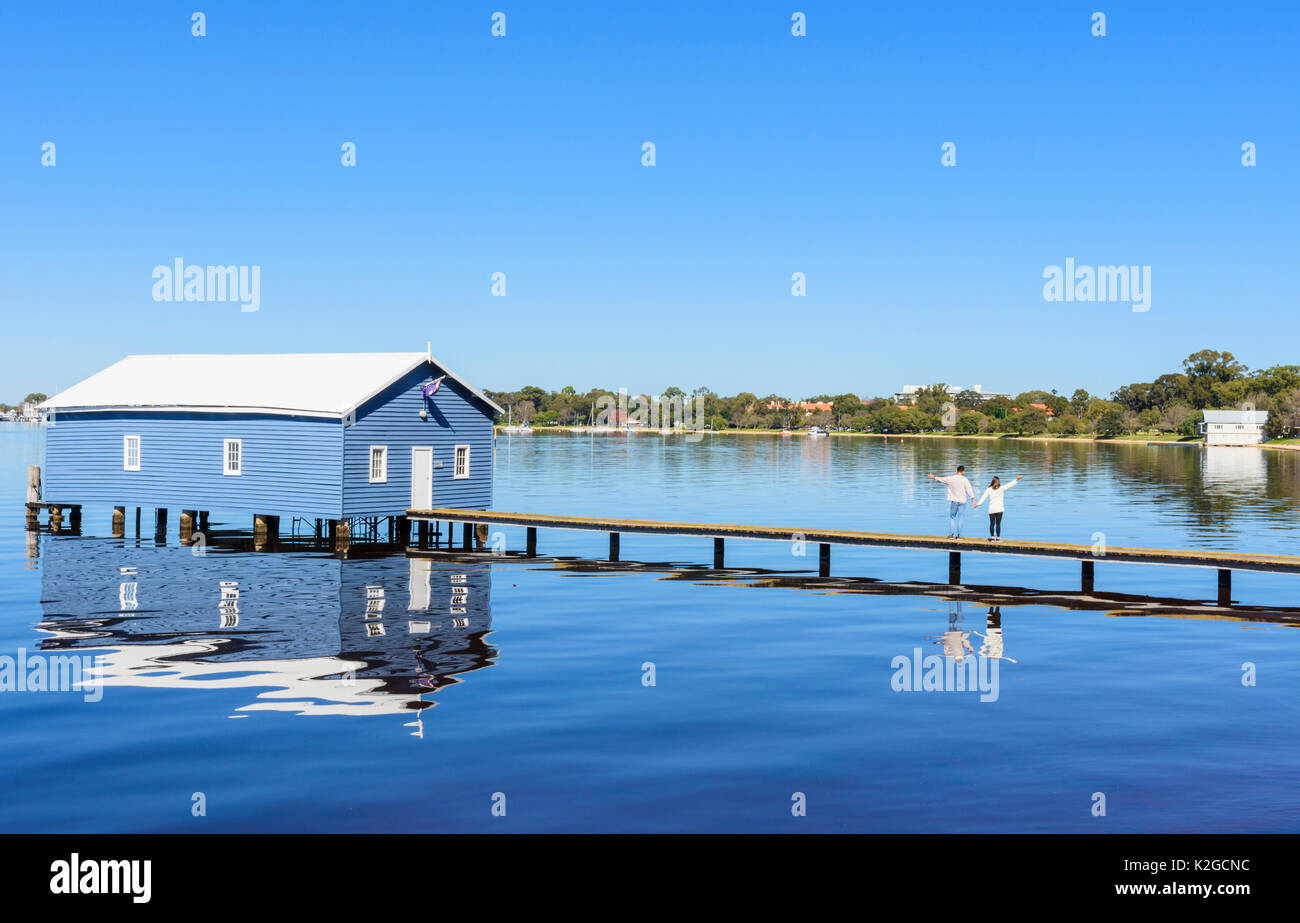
[
  {"x1": 956, "y1": 412, "x2": 984, "y2": 434},
  {"x1": 1181, "y1": 350, "x2": 1246, "y2": 408},
  {"x1": 1095, "y1": 408, "x2": 1125, "y2": 437}
]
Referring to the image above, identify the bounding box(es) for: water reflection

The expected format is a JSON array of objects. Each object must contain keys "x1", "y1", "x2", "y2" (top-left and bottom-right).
[
  {"x1": 973, "y1": 606, "x2": 1017, "y2": 664},
  {"x1": 36, "y1": 536, "x2": 495, "y2": 723},
  {"x1": 928, "y1": 601, "x2": 975, "y2": 662},
  {"x1": 1201, "y1": 445, "x2": 1268, "y2": 492}
]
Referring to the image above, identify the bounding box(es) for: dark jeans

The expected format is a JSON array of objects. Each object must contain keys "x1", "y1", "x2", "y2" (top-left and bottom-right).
[{"x1": 989, "y1": 512, "x2": 1003, "y2": 537}]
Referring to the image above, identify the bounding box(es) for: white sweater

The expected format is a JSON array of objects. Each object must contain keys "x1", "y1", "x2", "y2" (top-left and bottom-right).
[
  {"x1": 934, "y1": 474, "x2": 975, "y2": 503},
  {"x1": 976, "y1": 478, "x2": 1020, "y2": 514}
]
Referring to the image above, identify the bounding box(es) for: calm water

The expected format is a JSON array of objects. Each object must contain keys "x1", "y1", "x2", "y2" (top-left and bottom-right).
[{"x1": 2, "y1": 425, "x2": 1299, "y2": 832}]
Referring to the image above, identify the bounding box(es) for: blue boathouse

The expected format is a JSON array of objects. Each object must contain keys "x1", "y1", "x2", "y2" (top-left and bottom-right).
[{"x1": 38, "y1": 352, "x2": 501, "y2": 538}]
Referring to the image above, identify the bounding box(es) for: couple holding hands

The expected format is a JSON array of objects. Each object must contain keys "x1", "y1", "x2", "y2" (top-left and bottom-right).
[{"x1": 926, "y1": 466, "x2": 1023, "y2": 541}]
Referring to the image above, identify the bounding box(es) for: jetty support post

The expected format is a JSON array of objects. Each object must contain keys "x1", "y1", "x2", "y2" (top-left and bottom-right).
[
  {"x1": 395, "y1": 515, "x2": 409, "y2": 546},
  {"x1": 1218, "y1": 569, "x2": 1232, "y2": 607},
  {"x1": 713, "y1": 537, "x2": 725, "y2": 569},
  {"x1": 417, "y1": 520, "x2": 429, "y2": 548},
  {"x1": 1081, "y1": 559, "x2": 1095, "y2": 594},
  {"x1": 818, "y1": 543, "x2": 830, "y2": 577},
  {"x1": 475, "y1": 522, "x2": 489, "y2": 549},
  {"x1": 152, "y1": 508, "x2": 167, "y2": 543},
  {"x1": 609, "y1": 532, "x2": 620, "y2": 562},
  {"x1": 462, "y1": 522, "x2": 472, "y2": 551},
  {"x1": 49, "y1": 506, "x2": 63, "y2": 532},
  {"x1": 199, "y1": 511, "x2": 210, "y2": 532},
  {"x1": 25, "y1": 466, "x2": 41, "y2": 530},
  {"x1": 179, "y1": 510, "x2": 197, "y2": 545},
  {"x1": 525, "y1": 527, "x2": 537, "y2": 557},
  {"x1": 948, "y1": 551, "x2": 961, "y2": 585},
  {"x1": 333, "y1": 518, "x2": 350, "y2": 553},
  {"x1": 112, "y1": 506, "x2": 126, "y2": 538},
  {"x1": 253, "y1": 513, "x2": 271, "y2": 549}
]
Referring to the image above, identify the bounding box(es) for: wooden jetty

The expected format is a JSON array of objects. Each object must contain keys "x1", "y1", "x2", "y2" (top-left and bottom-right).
[{"x1": 406, "y1": 507, "x2": 1300, "y2": 606}]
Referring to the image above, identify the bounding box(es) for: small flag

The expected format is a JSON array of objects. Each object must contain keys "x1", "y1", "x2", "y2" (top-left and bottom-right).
[{"x1": 422, "y1": 376, "x2": 445, "y2": 398}]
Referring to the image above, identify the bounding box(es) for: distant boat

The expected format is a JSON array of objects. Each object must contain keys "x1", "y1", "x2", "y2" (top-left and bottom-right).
[
  {"x1": 501, "y1": 406, "x2": 532, "y2": 434},
  {"x1": 806, "y1": 426, "x2": 829, "y2": 437}
]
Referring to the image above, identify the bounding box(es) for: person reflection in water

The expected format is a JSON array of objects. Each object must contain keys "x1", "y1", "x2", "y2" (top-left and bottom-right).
[
  {"x1": 928, "y1": 601, "x2": 975, "y2": 662},
  {"x1": 972, "y1": 606, "x2": 1018, "y2": 664}
]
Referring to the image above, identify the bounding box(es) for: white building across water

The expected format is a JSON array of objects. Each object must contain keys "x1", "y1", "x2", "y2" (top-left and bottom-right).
[
  {"x1": 1199, "y1": 409, "x2": 1269, "y2": 445},
  {"x1": 892, "y1": 384, "x2": 1007, "y2": 404}
]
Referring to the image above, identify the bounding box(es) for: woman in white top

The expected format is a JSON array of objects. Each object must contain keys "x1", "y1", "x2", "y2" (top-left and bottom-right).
[{"x1": 974, "y1": 475, "x2": 1023, "y2": 542}]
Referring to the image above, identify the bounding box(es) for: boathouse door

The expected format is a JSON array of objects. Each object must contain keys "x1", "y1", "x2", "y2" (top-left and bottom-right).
[{"x1": 411, "y1": 446, "x2": 433, "y2": 509}]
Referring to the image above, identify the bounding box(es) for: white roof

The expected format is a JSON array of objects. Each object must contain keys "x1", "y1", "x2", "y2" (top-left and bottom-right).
[
  {"x1": 40, "y1": 353, "x2": 503, "y2": 418},
  {"x1": 1202, "y1": 410, "x2": 1268, "y2": 423}
]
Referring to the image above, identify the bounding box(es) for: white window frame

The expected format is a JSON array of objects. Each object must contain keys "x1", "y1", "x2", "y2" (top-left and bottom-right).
[
  {"x1": 223, "y1": 438, "x2": 242, "y2": 476},
  {"x1": 453, "y1": 444, "x2": 471, "y2": 479},
  {"x1": 369, "y1": 445, "x2": 388, "y2": 483},
  {"x1": 123, "y1": 434, "x2": 141, "y2": 471}
]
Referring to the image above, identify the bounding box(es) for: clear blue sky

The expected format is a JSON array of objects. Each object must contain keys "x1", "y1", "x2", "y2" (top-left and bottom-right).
[{"x1": 2, "y1": 1, "x2": 1296, "y2": 403}]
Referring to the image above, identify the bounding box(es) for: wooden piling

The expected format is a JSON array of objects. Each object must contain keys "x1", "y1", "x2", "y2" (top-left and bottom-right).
[
  {"x1": 199, "y1": 511, "x2": 209, "y2": 531},
  {"x1": 819, "y1": 543, "x2": 830, "y2": 577},
  {"x1": 25, "y1": 466, "x2": 41, "y2": 530},
  {"x1": 475, "y1": 522, "x2": 489, "y2": 548},
  {"x1": 334, "y1": 518, "x2": 350, "y2": 552},
  {"x1": 948, "y1": 551, "x2": 961, "y2": 585},
  {"x1": 526, "y1": 527, "x2": 537, "y2": 557},
  {"x1": 112, "y1": 506, "x2": 126, "y2": 537},
  {"x1": 713, "y1": 537, "x2": 725, "y2": 569},
  {"x1": 49, "y1": 506, "x2": 63, "y2": 532},
  {"x1": 154, "y1": 508, "x2": 168, "y2": 543},
  {"x1": 179, "y1": 510, "x2": 196, "y2": 544},
  {"x1": 1218, "y1": 569, "x2": 1232, "y2": 606},
  {"x1": 1081, "y1": 559, "x2": 1095, "y2": 593},
  {"x1": 462, "y1": 522, "x2": 472, "y2": 551},
  {"x1": 69, "y1": 506, "x2": 81, "y2": 531},
  {"x1": 609, "y1": 532, "x2": 620, "y2": 562},
  {"x1": 417, "y1": 520, "x2": 429, "y2": 548}
]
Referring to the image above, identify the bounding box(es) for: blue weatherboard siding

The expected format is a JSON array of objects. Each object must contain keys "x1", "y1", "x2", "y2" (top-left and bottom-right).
[
  {"x1": 342, "y1": 363, "x2": 495, "y2": 516},
  {"x1": 43, "y1": 410, "x2": 345, "y2": 518}
]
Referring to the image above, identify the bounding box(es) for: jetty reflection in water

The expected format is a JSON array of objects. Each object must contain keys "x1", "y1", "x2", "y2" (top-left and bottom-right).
[{"x1": 36, "y1": 535, "x2": 495, "y2": 724}]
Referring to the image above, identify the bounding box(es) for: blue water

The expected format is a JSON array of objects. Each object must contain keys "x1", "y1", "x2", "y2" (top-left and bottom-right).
[{"x1": 2, "y1": 425, "x2": 1299, "y2": 832}]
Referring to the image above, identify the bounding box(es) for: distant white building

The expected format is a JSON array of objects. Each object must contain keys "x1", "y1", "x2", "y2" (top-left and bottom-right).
[
  {"x1": 1200, "y1": 409, "x2": 1269, "y2": 445},
  {"x1": 892, "y1": 384, "x2": 1006, "y2": 405}
]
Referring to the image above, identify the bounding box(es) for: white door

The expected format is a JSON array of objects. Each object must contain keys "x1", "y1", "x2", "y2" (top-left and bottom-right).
[{"x1": 410, "y1": 447, "x2": 433, "y2": 509}]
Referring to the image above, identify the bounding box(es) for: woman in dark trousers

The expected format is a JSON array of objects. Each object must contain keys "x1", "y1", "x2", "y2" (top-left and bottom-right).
[{"x1": 974, "y1": 475, "x2": 1023, "y2": 542}]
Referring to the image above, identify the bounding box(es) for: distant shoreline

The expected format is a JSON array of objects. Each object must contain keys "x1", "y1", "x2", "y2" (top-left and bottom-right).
[{"x1": 496, "y1": 425, "x2": 1300, "y2": 451}]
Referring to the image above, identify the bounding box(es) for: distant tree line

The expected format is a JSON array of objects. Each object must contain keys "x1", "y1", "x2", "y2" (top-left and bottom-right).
[
  {"x1": 0, "y1": 393, "x2": 47, "y2": 413},
  {"x1": 484, "y1": 349, "x2": 1300, "y2": 439}
]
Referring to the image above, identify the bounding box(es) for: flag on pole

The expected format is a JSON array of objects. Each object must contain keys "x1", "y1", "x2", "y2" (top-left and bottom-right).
[{"x1": 422, "y1": 376, "x2": 445, "y2": 398}]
